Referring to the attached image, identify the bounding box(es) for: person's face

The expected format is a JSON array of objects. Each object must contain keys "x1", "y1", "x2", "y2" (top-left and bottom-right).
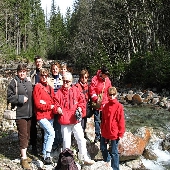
[
  {"x1": 80, "y1": 74, "x2": 88, "y2": 84},
  {"x1": 52, "y1": 65, "x2": 59, "y2": 75},
  {"x1": 63, "y1": 75, "x2": 72, "y2": 88},
  {"x1": 60, "y1": 66, "x2": 67, "y2": 75},
  {"x1": 18, "y1": 70, "x2": 27, "y2": 80},
  {"x1": 35, "y1": 59, "x2": 43, "y2": 69},
  {"x1": 101, "y1": 73, "x2": 108, "y2": 79},
  {"x1": 40, "y1": 73, "x2": 48, "y2": 83}
]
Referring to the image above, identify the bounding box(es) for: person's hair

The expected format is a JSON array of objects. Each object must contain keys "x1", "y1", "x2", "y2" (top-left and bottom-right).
[
  {"x1": 17, "y1": 64, "x2": 27, "y2": 72},
  {"x1": 79, "y1": 69, "x2": 89, "y2": 79},
  {"x1": 50, "y1": 62, "x2": 61, "y2": 72},
  {"x1": 34, "y1": 55, "x2": 42, "y2": 62},
  {"x1": 63, "y1": 72, "x2": 73, "y2": 81},
  {"x1": 108, "y1": 87, "x2": 117, "y2": 96},
  {"x1": 61, "y1": 62, "x2": 67, "y2": 69},
  {"x1": 39, "y1": 68, "x2": 49, "y2": 76},
  {"x1": 101, "y1": 65, "x2": 110, "y2": 76}
]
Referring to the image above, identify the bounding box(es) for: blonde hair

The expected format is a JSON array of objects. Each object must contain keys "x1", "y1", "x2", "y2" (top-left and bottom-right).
[{"x1": 108, "y1": 87, "x2": 117, "y2": 96}]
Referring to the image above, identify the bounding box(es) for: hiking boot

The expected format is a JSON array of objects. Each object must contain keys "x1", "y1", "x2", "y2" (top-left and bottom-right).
[
  {"x1": 20, "y1": 158, "x2": 31, "y2": 169},
  {"x1": 27, "y1": 157, "x2": 32, "y2": 163},
  {"x1": 44, "y1": 157, "x2": 53, "y2": 165},
  {"x1": 84, "y1": 158, "x2": 95, "y2": 165}
]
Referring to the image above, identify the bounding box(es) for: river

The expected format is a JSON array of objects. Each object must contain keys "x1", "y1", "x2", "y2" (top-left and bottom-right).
[{"x1": 124, "y1": 105, "x2": 170, "y2": 170}]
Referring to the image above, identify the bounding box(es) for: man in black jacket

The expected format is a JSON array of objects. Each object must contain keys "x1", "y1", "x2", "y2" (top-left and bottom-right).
[{"x1": 29, "y1": 55, "x2": 44, "y2": 155}]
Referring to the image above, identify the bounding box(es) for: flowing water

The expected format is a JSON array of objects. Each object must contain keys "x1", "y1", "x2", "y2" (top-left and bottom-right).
[{"x1": 124, "y1": 105, "x2": 170, "y2": 170}]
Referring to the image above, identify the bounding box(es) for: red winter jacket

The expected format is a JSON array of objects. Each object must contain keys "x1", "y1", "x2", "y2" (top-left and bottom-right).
[
  {"x1": 75, "y1": 81, "x2": 89, "y2": 103},
  {"x1": 89, "y1": 70, "x2": 112, "y2": 110},
  {"x1": 101, "y1": 98, "x2": 125, "y2": 140},
  {"x1": 54, "y1": 85, "x2": 86, "y2": 125},
  {"x1": 33, "y1": 83, "x2": 56, "y2": 121}
]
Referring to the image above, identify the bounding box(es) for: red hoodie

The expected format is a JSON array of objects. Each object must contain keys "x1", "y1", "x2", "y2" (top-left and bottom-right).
[
  {"x1": 54, "y1": 85, "x2": 86, "y2": 125},
  {"x1": 89, "y1": 70, "x2": 112, "y2": 110},
  {"x1": 101, "y1": 98, "x2": 125, "y2": 140}
]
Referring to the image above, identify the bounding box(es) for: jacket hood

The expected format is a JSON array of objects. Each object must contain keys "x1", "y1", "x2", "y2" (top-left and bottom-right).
[{"x1": 96, "y1": 70, "x2": 104, "y2": 81}]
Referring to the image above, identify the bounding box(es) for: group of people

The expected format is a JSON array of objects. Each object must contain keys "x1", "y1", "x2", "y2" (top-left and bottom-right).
[{"x1": 7, "y1": 55, "x2": 125, "y2": 170}]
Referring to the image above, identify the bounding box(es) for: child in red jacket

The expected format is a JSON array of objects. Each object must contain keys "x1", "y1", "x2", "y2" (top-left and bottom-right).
[{"x1": 100, "y1": 87, "x2": 125, "y2": 170}]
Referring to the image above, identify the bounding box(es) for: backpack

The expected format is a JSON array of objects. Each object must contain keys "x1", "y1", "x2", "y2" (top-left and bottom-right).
[{"x1": 55, "y1": 148, "x2": 78, "y2": 170}]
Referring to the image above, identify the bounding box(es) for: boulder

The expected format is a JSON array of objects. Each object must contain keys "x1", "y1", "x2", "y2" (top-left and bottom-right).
[
  {"x1": 132, "y1": 94, "x2": 143, "y2": 104},
  {"x1": 118, "y1": 128, "x2": 151, "y2": 161}
]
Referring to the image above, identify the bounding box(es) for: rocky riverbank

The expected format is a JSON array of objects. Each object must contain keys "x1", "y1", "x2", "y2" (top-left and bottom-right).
[{"x1": 1, "y1": 65, "x2": 170, "y2": 169}]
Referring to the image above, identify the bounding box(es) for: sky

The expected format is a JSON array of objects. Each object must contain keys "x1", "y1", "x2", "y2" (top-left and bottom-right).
[{"x1": 41, "y1": 0, "x2": 74, "y2": 16}]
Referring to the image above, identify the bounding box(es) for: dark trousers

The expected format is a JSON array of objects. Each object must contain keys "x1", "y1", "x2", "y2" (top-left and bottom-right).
[
  {"x1": 30, "y1": 115, "x2": 37, "y2": 146},
  {"x1": 81, "y1": 117, "x2": 87, "y2": 132},
  {"x1": 100, "y1": 137, "x2": 120, "y2": 170},
  {"x1": 94, "y1": 109, "x2": 101, "y2": 140},
  {"x1": 30, "y1": 115, "x2": 44, "y2": 147},
  {"x1": 15, "y1": 118, "x2": 31, "y2": 150},
  {"x1": 53, "y1": 114, "x2": 63, "y2": 148}
]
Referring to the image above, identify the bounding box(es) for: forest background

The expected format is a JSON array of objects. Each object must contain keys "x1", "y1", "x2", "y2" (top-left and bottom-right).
[{"x1": 1, "y1": 0, "x2": 170, "y2": 91}]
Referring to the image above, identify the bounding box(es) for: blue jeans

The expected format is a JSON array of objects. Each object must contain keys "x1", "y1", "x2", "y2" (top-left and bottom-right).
[
  {"x1": 94, "y1": 109, "x2": 101, "y2": 140},
  {"x1": 38, "y1": 118, "x2": 55, "y2": 158},
  {"x1": 53, "y1": 115, "x2": 63, "y2": 148},
  {"x1": 100, "y1": 137, "x2": 120, "y2": 170}
]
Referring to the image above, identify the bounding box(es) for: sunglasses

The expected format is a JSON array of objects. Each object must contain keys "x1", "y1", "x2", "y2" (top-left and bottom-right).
[
  {"x1": 41, "y1": 74, "x2": 48, "y2": 78},
  {"x1": 63, "y1": 80, "x2": 71, "y2": 83},
  {"x1": 109, "y1": 94, "x2": 115, "y2": 96}
]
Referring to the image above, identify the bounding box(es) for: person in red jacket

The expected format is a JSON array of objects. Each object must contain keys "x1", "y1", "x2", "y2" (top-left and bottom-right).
[
  {"x1": 33, "y1": 68, "x2": 56, "y2": 165},
  {"x1": 75, "y1": 69, "x2": 92, "y2": 139},
  {"x1": 54, "y1": 72, "x2": 95, "y2": 165},
  {"x1": 100, "y1": 87, "x2": 125, "y2": 170},
  {"x1": 89, "y1": 66, "x2": 112, "y2": 143}
]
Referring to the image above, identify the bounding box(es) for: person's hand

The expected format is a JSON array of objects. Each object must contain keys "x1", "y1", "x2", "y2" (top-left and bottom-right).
[
  {"x1": 57, "y1": 107, "x2": 63, "y2": 115},
  {"x1": 92, "y1": 96, "x2": 98, "y2": 102},
  {"x1": 51, "y1": 105, "x2": 54, "y2": 109},
  {"x1": 24, "y1": 96, "x2": 28, "y2": 103},
  {"x1": 77, "y1": 107, "x2": 82, "y2": 112}
]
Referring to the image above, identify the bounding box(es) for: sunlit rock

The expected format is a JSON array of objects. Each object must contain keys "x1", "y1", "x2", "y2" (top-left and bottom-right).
[
  {"x1": 118, "y1": 128, "x2": 151, "y2": 161},
  {"x1": 132, "y1": 94, "x2": 143, "y2": 104}
]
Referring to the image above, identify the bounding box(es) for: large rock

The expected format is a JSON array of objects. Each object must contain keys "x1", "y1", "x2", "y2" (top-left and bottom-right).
[
  {"x1": 132, "y1": 94, "x2": 143, "y2": 104},
  {"x1": 118, "y1": 127, "x2": 151, "y2": 161}
]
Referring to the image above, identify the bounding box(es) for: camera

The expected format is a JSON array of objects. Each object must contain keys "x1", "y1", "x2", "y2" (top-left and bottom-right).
[{"x1": 75, "y1": 109, "x2": 82, "y2": 122}]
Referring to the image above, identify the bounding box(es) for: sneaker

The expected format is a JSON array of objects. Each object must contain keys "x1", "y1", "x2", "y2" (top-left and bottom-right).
[
  {"x1": 84, "y1": 158, "x2": 95, "y2": 165},
  {"x1": 20, "y1": 158, "x2": 31, "y2": 169},
  {"x1": 44, "y1": 157, "x2": 53, "y2": 165}
]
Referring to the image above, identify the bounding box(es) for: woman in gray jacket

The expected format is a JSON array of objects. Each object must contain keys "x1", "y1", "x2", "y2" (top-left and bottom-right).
[{"x1": 7, "y1": 64, "x2": 33, "y2": 170}]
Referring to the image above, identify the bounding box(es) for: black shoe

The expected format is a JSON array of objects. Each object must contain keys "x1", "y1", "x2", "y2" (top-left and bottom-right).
[{"x1": 44, "y1": 157, "x2": 53, "y2": 165}]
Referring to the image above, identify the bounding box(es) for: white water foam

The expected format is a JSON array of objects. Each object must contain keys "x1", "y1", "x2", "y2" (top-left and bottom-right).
[
  {"x1": 142, "y1": 159, "x2": 165, "y2": 170},
  {"x1": 142, "y1": 138, "x2": 170, "y2": 170}
]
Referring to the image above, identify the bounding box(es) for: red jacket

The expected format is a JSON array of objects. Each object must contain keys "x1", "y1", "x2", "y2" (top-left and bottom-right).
[
  {"x1": 54, "y1": 85, "x2": 86, "y2": 125},
  {"x1": 75, "y1": 81, "x2": 89, "y2": 103},
  {"x1": 101, "y1": 98, "x2": 125, "y2": 140},
  {"x1": 33, "y1": 83, "x2": 55, "y2": 121},
  {"x1": 89, "y1": 70, "x2": 112, "y2": 110}
]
